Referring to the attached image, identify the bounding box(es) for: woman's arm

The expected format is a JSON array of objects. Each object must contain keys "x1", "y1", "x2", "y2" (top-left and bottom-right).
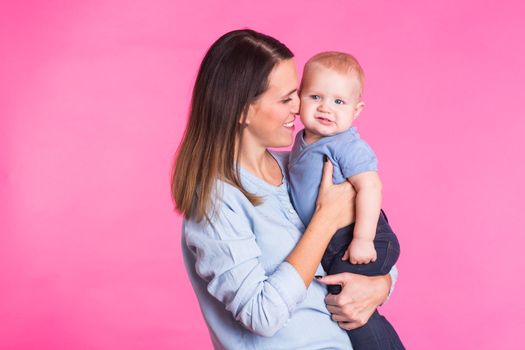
[
  {"x1": 185, "y1": 159, "x2": 355, "y2": 337},
  {"x1": 316, "y1": 270, "x2": 395, "y2": 330},
  {"x1": 287, "y1": 159, "x2": 356, "y2": 286}
]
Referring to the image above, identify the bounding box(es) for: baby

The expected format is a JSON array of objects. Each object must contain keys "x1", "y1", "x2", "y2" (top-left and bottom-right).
[{"x1": 288, "y1": 52, "x2": 405, "y2": 350}]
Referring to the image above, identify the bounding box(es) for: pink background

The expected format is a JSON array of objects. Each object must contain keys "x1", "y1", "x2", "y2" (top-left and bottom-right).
[{"x1": 1, "y1": 0, "x2": 524, "y2": 349}]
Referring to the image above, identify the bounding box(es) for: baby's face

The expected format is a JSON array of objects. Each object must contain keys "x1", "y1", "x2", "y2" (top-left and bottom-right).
[{"x1": 299, "y1": 65, "x2": 364, "y2": 142}]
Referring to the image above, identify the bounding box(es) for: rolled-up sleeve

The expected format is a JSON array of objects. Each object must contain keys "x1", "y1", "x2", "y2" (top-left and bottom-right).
[
  {"x1": 184, "y1": 199, "x2": 307, "y2": 337},
  {"x1": 384, "y1": 265, "x2": 398, "y2": 303}
]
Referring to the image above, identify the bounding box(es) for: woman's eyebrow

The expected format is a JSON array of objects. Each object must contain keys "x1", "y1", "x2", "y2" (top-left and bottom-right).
[{"x1": 281, "y1": 89, "x2": 297, "y2": 98}]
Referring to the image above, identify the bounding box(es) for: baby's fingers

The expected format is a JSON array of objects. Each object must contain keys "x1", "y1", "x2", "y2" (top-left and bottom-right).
[{"x1": 342, "y1": 250, "x2": 349, "y2": 261}]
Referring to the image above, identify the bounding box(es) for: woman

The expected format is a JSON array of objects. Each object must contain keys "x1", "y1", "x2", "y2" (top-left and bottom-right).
[{"x1": 172, "y1": 29, "x2": 397, "y2": 349}]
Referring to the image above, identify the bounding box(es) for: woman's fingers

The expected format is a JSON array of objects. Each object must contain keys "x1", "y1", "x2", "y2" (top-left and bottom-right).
[
  {"x1": 325, "y1": 292, "x2": 352, "y2": 307},
  {"x1": 338, "y1": 320, "x2": 367, "y2": 331},
  {"x1": 315, "y1": 158, "x2": 355, "y2": 230},
  {"x1": 325, "y1": 304, "x2": 342, "y2": 314},
  {"x1": 316, "y1": 273, "x2": 346, "y2": 287},
  {"x1": 330, "y1": 308, "x2": 370, "y2": 331},
  {"x1": 326, "y1": 300, "x2": 366, "y2": 318},
  {"x1": 319, "y1": 156, "x2": 334, "y2": 189},
  {"x1": 330, "y1": 313, "x2": 348, "y2": 322},
  {"x1": 321, "y1": 272, "x2": 383, "y2": 329}
]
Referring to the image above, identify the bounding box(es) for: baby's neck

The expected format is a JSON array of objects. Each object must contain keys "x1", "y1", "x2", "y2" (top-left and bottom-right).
[
  {"x1": 303, "y1": 130, "x2": 322, "y2": 144},
  {"x1": 303, "y1": 128, "x2": 351, "y2": 145}
]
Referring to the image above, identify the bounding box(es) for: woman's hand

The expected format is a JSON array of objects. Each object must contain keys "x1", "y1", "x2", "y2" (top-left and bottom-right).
[
  {"x1": 286, "y1": 158, "x2": 356, "y2": 287},
  {"x1": 314, "y1": 158, "x2": 356, "y2": 232},
  {"x1": 316, "y1": 272, "x2": 391, "y2": 330}
]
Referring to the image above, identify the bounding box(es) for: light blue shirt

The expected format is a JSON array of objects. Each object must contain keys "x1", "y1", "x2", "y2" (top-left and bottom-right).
[
  {"x1": 181, "y1": 151, "x2": 397, "y2": 350},
  {"x1": 289, "y1": 127, "x2": 377, "y2": 227}
]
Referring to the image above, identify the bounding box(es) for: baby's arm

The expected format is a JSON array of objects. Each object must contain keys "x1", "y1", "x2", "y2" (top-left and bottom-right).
[{"x1": 343, "y1": 171, "x2": 382, "y2": 264}]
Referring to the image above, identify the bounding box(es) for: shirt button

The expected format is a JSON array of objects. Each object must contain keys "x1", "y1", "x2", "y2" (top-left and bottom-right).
[{"x1": 288, "y1": 208, "x2": 295, "y2": 214}]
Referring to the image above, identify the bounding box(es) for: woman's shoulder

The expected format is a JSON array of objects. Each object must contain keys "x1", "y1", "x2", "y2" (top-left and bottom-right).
[
  {"x1": 188, "y1": 179, "x2": 253, "y2": 223},
  {"x1": 183, "y1": 179, "x2": 254, "y2": 239},
  {"x1": 215, "y1": 179, "x2": 252, "y2": 207}
]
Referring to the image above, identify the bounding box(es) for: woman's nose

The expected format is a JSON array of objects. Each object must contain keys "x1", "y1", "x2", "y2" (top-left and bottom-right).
[{"x1": 291, "y1": 93, "x2": 300, "y2": 114}]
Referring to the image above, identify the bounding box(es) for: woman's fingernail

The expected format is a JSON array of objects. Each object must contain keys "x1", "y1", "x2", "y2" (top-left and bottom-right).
[
  {"x1": 315, "y1": 275, "x2": 323, "y2": 279},
  {"x1": 323, "y1": 155, "x2": 328, "y2": 162}
]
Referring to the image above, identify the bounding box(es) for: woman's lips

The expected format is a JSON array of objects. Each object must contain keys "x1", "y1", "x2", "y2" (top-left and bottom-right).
[{"x1": 283, "y1": 117, "x2": 295, "y2": 129}]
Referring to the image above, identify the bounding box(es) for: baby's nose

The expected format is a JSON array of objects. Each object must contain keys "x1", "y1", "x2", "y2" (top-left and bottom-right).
[{"x1": 317, "y1": 103, "x2": 329, "y2": 112}]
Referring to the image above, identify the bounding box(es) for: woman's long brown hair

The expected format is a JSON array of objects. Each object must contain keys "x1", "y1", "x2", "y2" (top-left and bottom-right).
[{"x1": 171, "y1": 29, "x2": 294, "y2": 222}]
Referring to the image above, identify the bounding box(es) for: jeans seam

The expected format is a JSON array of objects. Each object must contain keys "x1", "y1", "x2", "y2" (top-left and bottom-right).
[{"x1": 380, "y1": 241, "x2": 393, "y2": 275}]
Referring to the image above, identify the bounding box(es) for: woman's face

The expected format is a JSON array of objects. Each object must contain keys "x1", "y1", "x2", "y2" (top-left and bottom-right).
[{"x1": 243, "y1": 59, "x2": 299, "y2": 149}]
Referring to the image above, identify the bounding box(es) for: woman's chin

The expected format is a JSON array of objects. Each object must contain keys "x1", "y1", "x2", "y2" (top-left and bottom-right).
[{"x1": 269, "y1": 136, "x2": 294, "y2": 149}]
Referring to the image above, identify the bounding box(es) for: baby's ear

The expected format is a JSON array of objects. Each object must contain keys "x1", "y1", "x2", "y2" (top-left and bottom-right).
[{"x1": 353, "y1": 101, "x2": 365, "y2": 119}]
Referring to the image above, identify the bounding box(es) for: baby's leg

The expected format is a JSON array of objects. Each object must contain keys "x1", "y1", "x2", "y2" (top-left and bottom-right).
[
  {"x1": 348, "y1": 310, "x2": 405, "y2": 350},
  {"x1": 321, "y1": 210, "x2": 400, "y2": 294},
  {"x1": 320, "y1": 210, "x2": 405, "y2": 350}
]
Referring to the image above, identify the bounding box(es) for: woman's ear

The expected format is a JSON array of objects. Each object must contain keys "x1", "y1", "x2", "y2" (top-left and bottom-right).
[
  {"x1": 353, "y1": 101, "x2": 365, "y2": 120},
  {"x1": 241, "y1": 102, "x2": 258, "y2": 126}
]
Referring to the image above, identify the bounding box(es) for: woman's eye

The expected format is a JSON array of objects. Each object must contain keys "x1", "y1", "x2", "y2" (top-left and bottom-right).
[
  {"x1": 282, "y1": 98, "x2": 292, "y2": 103},
  {"x1": 310, "y1": 95, "x2": 320, "y2": 100},
  {"x1": 334, "y1": 99, "x2": 345, "y2": 105}
]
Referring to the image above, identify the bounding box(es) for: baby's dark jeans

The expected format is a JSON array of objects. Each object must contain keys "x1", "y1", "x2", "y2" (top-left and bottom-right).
[{"x1": 321, "y1": 210, "x2": 405, "y2": 350}]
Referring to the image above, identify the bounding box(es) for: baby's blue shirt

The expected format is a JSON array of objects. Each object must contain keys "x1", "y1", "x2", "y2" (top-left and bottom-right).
[{"x1": 288, "y1": 127, "x2": 378, "y2": 227}]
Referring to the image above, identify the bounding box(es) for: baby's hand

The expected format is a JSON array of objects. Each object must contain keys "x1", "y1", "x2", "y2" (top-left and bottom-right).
[{"x1": 342, "y1": 238, "x2": 377, "y2": 264}]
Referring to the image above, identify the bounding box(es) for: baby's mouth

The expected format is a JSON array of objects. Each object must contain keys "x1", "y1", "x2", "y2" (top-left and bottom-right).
[{"x1": 315, "y1": 116, "x2": 334, "y2": 125}]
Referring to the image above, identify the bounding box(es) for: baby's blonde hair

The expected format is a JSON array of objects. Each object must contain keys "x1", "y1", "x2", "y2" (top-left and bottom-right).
[{"x1": 303, "y1": 51, "x2": 365, "y2": 95}]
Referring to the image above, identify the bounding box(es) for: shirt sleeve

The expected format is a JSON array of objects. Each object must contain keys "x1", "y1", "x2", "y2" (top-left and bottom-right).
[
  {"x1": 383, "y1": 265, "x2": 398, "y2": 304},
  {"x1": 334, "y1": 138, "x2": 378, "y2": 179},
  {"x1": 184, "y1": 194, "x2": 307, "y2": 337}
]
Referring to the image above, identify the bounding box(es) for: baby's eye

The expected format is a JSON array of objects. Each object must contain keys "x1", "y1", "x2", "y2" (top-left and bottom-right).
[
  {"x1": 310, "y1": 95, "x2": 320, "y2": 100},
  {"x1": 282, "y1": 98, "x2": 292, "y2": 103},
  {"x1": 334, "y1": 99, "x2": 345, "y2": 105}
]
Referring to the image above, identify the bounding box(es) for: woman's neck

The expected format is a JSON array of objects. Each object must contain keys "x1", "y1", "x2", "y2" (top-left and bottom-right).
[{"x1": 237, "y1": 141, "x2": 283, "y2": 186}]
